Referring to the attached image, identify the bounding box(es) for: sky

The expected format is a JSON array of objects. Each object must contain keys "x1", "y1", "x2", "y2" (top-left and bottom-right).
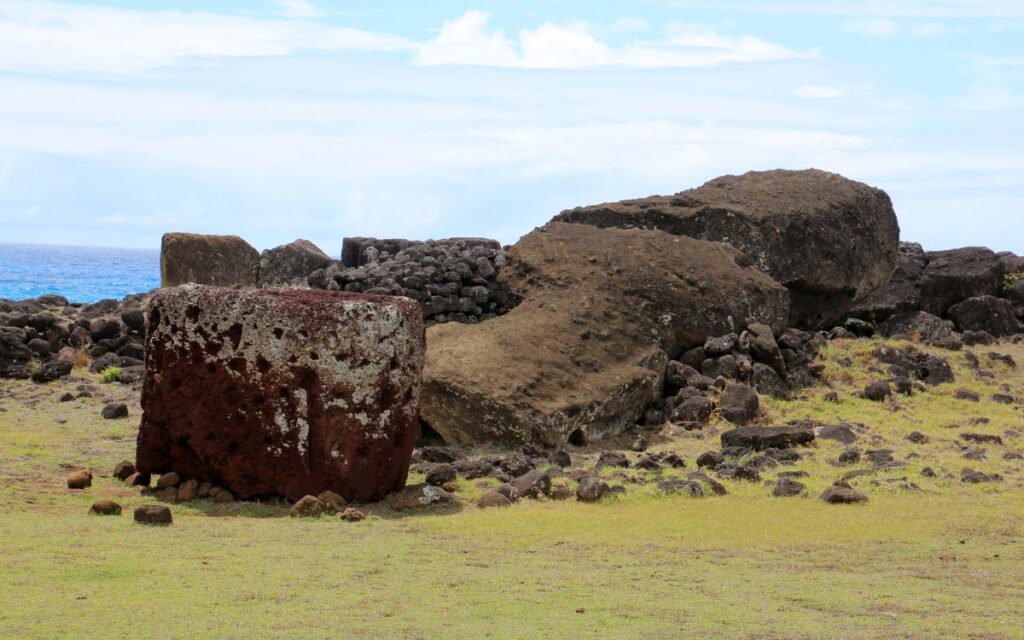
[{"x1": 0, "y1": 1, "x2": 1022, "y2": 254}]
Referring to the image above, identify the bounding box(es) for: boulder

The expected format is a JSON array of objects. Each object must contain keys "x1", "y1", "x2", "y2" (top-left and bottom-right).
[
  {"x1": 30, "y1": 358, "x2": 72, "y2": 383},
  {"x1": 88, "y1": 501, "x2": 122, "y2": 516},
  {"x1": 134, "y1": 505, "x2": 173, "y2": 525},
  {"x1": 773, "y1": 478, "x2": 807, "y2": 497},
  {"x1": 719, "y1": 383, "x2": 759, "y2": 425},
  {"x1": 848, "y1": 242, "x2": 927, "y2": 322},
  {"x1": 553, "y1": 169, "x2": 899, "y2": 328},
  {"x1": 258, "y1": 239, "x2": 334, "y2": 286},
  {"x1": 66, "y1": 470, "x2": 93, "y2": 489},
  {"x1": 0, "y1": 326, "x2": 33, "y2": 379},
  {"x1": 577, "y1": 477, "x2": 611, "y2": 503},
  {"x1": 720, "y1": 425, "x2": 815, "y2": 451},
  {"x1": 919, "y1": 247, "x2": 1002, "y2": 317},
  {"x1": 947, "y1": 296, "x2": 1020, "y2": 337},
  {"x1": 820, "y1": 483, "x2": 868, "y2": 504},
  {"x1": 101, "y1": 403, "x2": 129, "y2": 420},
  {"x1": 421, "y1": 222, "x2": 789, "y2": 447},
  {"x1": 877, "y1": 311, "x2": 954, "y2": 342},
  {"x1": 288, "y1": 495, "x2": 328, "y2": 517},
  {"x1": 160, "y1": 232, "x2": 259, "y2": 288},
  {"x1": 135, "y1": 286, "x2": 425, "y2": 503}
]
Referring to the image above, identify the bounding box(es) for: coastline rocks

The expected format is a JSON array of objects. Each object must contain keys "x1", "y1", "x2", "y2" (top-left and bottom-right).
[
  {"x1": 160, "y1": 232, "x2": 259, "y2": 288},
  {"x1": 553, "y1": 169, "x2": 899, "y2": 328},
  {"x1": 421, "y1": 222, "x2": 789, "y2": 447},
  {"x1": 135, "y1": 286, "x2": 425, "y2": 503},
  {"x1": 947, "y1": 296, "x2": 1020, "y2": 337},
  {"x1": 258, "y1": 239, "x2": 334, "y2": 286}
]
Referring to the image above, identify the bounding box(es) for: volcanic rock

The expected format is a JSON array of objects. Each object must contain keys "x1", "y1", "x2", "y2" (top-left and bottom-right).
[
  {"x1": 877, "y1": 311, "x2": 954, "y2": 342},
  {"x1": 919, "y1": 247, "x2": 1003, "y2": 317},
  {"x1": 720, "y1": 425, "x2": 815, "y2": 451},
  {"x1": 577, "y1": 477, "x2": 611, "y2": 503},
  {"x1": 258, "y1": 239, "x2": 334, "y2": 286},
  {"x1": 421, "y1": 222, "x2": 789, "y2": 447},
  {"x1": 947, "y1": 296, "x2": 1020, "y2": 337},
  {"x1": 135, "y1": 286, "x2": 425, "y2": 503},
  {"x1": 102, "y1": 403, "x2": 129, "y2": 420},
  {"x1": 160, "y1": 232, "x2": 259, "y2": 287},
  {"x1": 66, "y1": 470, "x2": 93, "y2": 489},
  {"x1": 89, "y1": 501, "x2": 122, "y2": 516},
  {"x1": 553, "y1": 169, "x2": 899, "y2": 328},
  {"x1": 31, "y1": 358, "x2": 72, "y2": 383},
  {"x1": 773, "y1": 478, "x2": 807, "y2": 497},
  {"x1": 820, "y1": 483, "x2": 868, "y2": 504},
  {"x1": 719, "y1": 383, "x2": 759, "y2": 425},
  {"x1": 134, "y1": 505, "x2": 173, "y2": 525}
]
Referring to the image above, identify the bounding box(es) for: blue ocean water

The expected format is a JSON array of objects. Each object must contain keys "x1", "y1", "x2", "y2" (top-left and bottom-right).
[{"x1": 0, "y1": 242, "x2": 160, "y2": 303}]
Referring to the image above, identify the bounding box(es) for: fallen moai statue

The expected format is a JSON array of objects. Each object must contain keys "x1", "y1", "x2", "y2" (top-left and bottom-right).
[{"x1": 135, "y1": 286, "x2": 424, "y2": 502}]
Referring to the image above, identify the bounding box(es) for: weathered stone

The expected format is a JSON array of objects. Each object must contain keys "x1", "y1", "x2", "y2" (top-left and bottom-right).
[
  {"x1": 863, "y1": 381, "x2": 891, "y2": 402},
  {"x1": 877, "y1": 311, "x2": 954, "y2": 342},
  {"x1": 177, "y1": 479, "x2": 199, "y2": 502},
  {"x1": 554, "y1": 169, "x2": 899, "y2": 328},
  {"x1": 258, "y1": 239, "x2": 334, "y2": 286},
  {"x1": 719, "y1": 383, "x2": 759, "y2": 425},
  {"x1": 750, "y1": 363, "x2": 789, "y2": 399},
  {"x1": 113, "y1": 460, "x2": 136, "y2": 481},
  {"x1": 101, "y1": 403, "x2": 128, "y2": 420},
  {"x1": 134, "y1": 505, "x2": 173, "y2": 525},
  {"x1": 873, "y1": 346, "x2": 954, "y2": 386},
  {"x1": 288, "y1": 495, "x2": 328, "y2": 517},
  {"x1": 31, "y1": 358, "x2": 72, "y2": 383},
  {"x1": 820, "y1": 483, "x2": 868, "y2": 504},
  {"x1": 919, "y1": 247, "x2": 1003, "y2": 317},
  {"x1": 696, "y1": 451, "x2": 723, "y2": 469},
  {"x1": 421, "y1": 222, "x2": 788, "y2": 447},
  {"x1": 947, "y1": 296, "x2": 1020, "y2": 337},
  {"x1": 339, "y1": 507, "x2": 366, "y2": 521},
  {"x1": 317, "y1": 490, "x2": 348, "y2": 513},
  {"x1": 155, "y1": 472, "x2": 180, "y2": 489},
  {"x1": 160, "y1": 233, "x2": 259, "y2": 288},
  {"x1": 477, "y1": 491, "x2": 513, "y2": 508},
  {"x1": 576, "y1": 476, "x2": 611, "y2": 503},
  {"x1": 89, "y1": 500, "x2": 122, "y2": 516},
  {"x1": 135, "y1": 286, "x2": 425, "y2": 503},
  {"x1": 773, "y1": 478, "x2": 806, "y2": 497},
  {"x1": 961, "y1": 468, "x2": 1002, "y2": 484},
  {"x1": 424, "y1": 463, "x2": 457, "y2": 487},
  {"x1": 386, "y1": 483, "x2": 453, "y2": 511},
  {"x1": 66, "y1": 470, "x2": 92, "y2": 489},
  {"x1": 720, "y1": 426, "x2": 815, "y2": 451},
  {"x1": 511, "y1": 470, "x2": 551, "y2": 499},
  {"x1": 848, "y1": 242, "x2": 927, "y2": 322}
]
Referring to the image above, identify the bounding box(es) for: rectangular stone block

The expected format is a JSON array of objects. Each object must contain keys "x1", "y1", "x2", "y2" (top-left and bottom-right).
[
  {"x1": 161, "y1": 232, "x2": 260, "y2": 288},
  {"x1": 136, "y1": 286, "x2": 424, "y2": 502}
]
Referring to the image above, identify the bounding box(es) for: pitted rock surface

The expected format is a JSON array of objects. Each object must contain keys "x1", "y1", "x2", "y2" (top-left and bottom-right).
[
  {"x1": 258, "y1": 239, "x2": 334, "y2": 286},
  {"x1": 553, "y1": 169, "x2": 899, "y2": 328},
  {"x1": 160, "y1": 233, "x2": 259, "y2": 287},
  {"x1": 135, "y1": 286, "x2": 425, "y2": 502},
  {"x1": 421, "y1": 222, "x2": 789, "y2": 447}
]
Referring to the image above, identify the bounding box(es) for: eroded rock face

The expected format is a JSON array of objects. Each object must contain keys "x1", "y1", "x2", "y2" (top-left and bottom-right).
[
  {"x1": 919, "y1": 247, "x2": 1003, "y2": 317},
  {"x1": 160, "y1": 233, "x2": 260, "y2": 288},
  {"x1": 848, "y1": 242, "x2": 927, "y2": 322},
  {"x1": 421, "y1": 222, "x2": 789, "y2": 447},
  {"x1": 258, "y1": 239, "x2": 334, "y2": 286},
  {"x1": 554, "y1": 169, "x2": 899, "y2": 328},
  {"x1": 947, "y1": 295, "x2": 1020, "y2": 337},
  {"x1": 136, "y1": 286, "x2": 424, "y2": 502}
]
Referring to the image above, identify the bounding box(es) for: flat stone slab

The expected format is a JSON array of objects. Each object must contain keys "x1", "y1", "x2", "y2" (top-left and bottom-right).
[{"x1": 136, "y1": 286, "x2": 424, "y2": 502}]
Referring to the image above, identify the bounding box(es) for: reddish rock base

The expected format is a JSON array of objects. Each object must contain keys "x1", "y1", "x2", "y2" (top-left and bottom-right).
[{"x1": 136, "y1": 286, "x2": 424, "y2": 502}]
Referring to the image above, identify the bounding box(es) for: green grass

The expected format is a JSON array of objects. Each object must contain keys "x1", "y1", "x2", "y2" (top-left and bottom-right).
[
  {"x1": 1, "y1": 338, "x2": 1023, "y2": 639},
  {"x1": 99, "y1": 366, "x2": 122, "y2": 384}
]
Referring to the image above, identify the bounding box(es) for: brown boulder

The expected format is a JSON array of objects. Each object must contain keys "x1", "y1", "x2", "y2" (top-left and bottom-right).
[
  {"x1": 160, "y1": 232, "x2": 259, "y2": 287},
  {"x1": 554, "y1": 169, "x2": 899, "y2": 328},
  {"x1": 258, "y1": 239, "x2": 334, "y2": 286},
  {"x1": 89, "y1": 500, "x2": 122, "y2": 516},
  {"x1": 421, "y1": 222, "x2": 789, "y2": 447},
  {"x1": 134, "y1": 504, "x2": 173, "y2": 525},
  {"x1": 719, "y1": 383, "x2": 759, "y2": 425},
  {"x1": 66, "y1": 470, "x2": 92, "y2": 489},
  {"x1": 135, "y1": 286, "x2": 425, "y2": 503}
]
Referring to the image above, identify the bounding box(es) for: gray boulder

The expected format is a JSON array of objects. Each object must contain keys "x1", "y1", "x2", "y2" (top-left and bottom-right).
[
  {"x1": 919, "y1": 247, "x2": 1002, "y2": 317},
  {"x1": 947, "y1": 295, "x2": 1020, "y2": 337},
  {"x1": 847, "y1": 242, "x2": 927, "y2": 322},
  {"x1": 877, "y1": 311, "x2": 954, "y2": 342}
]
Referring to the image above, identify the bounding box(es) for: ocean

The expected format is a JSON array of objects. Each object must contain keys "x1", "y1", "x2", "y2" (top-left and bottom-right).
[{"x1": 0, "y1": 242, "x2": 160, "y2": 303}]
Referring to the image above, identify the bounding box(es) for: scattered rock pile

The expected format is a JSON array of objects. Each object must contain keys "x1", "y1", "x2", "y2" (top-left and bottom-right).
[
  {"x1": 0, "y1": 294, "x2": 147, "y2": 382},
  {"x1": 308, "y1": 237, "x2": 516, "y2": 327}
]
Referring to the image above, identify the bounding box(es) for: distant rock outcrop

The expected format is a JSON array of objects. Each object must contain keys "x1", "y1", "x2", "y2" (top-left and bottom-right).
[
  {"x1": 420, "y1": 222, "x2": 789, "y2": 447},
  {"x1": 554, "y1": 169, "x2": 900, "y2": 328},
  {"x1": 160, "y1": 232, "x2": 259, "y2": 288},
  {"x1": 257, "y1": 239, "x2": 333, "y2": 286}
]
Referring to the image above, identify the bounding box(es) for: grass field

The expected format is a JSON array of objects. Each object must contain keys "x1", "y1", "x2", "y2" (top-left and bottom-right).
[{"x1": 1, "y1": 337, "x2": 1023, "y2": 639}]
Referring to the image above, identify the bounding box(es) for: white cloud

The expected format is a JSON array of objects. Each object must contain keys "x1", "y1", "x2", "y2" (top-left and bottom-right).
[
  {"x1": 605, "y1": 17, "x2": 653, "y2": 34},
  {"x1": 416, "y1": 12, "x2": 814, "y2": 69},
  {"x1": 661, "y1": 1, "x2": 1024, "y2": 18},
  {"x1": 0, "y1": 0, "x2": 412, "y2": 73},
  {"x1": 844, "y1": 18, "x2": 902, "y2": 37},
  {"x1": 793, "y1": 84, "x2": 847, "y2": 98},
  {"x1": 908, "y1": 21, "x2": 949, "y2": 36},
  {"x1": 276, "y1": 0, "x2": 325, "y2": 19}
]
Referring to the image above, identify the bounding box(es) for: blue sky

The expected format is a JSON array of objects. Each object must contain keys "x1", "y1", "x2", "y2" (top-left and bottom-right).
[{"x1": 0, "y1": 1, "x2": 1022, "y2": 254}]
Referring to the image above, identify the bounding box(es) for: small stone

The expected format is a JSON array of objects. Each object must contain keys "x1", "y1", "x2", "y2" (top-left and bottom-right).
[
  {"x1": 921, "y1": 467, "x2": 937, "y2": 478},
  {"x1": 288, "y1": 495, "x2": 328, "y2": 517},
  {"x1": 773, "y1": 478, "x2": 807, "y2": 497},
  {"x1": 820, "y1": 483, "x2": 868, "y2": 504},
  {"x1": 863, "y1": 381, "x2": 891, "y2": 402},
  {"x1": 134, "y1": 504, "x2": 172, "y2": 525},
  {"x1": 66, "y1": 470, "x2": 92, "y2": 489},
  {"x1": 696, "y1": 451, "x2": 723, "y2": 469},
  {"x1": 126, "y1": 472, "x2": 151, "y2": 487},
  {"x1": 211, "y1": 489, "x2": 235, "y2": 504},
  {"x1": 838, "y1": 448, "x2": 861, "y2": 465},
  {"x1": 906, "y1": 431, "x2": 929, "y2": 444},
  {"x1": 961, "y1": 468, "x2": 1002, "y2": 484},
  {"x1": 88, "y1": 500, "x2": 122, "y2": 516},
  {"x1": 339, "y1": 508, "x2": 366, "y2": 522},
  {"x1": 101, "y1": 402, "x2": 129, "y2": 420},
  {"x1": 629, "y1": 436, "x2": 648, "y2": 452},
  {"x1": 477, "y1": 491, "x2": 513, "y2": 508},
  {"x1": 197, "y1": 482, "x2": 213, "y2": 498},
  {"x1": 113, "y1": 460, "x2": 136, "y2": 481},
  {"x1": 424, "y1": 463, "x2": 457, "y2": 487},
  {"x1": 954, "y1": 389, "x2": 980, "y2": 402},
  {"x1": 59, "y1": 392, "x2": 75, "y2": 402},
  {"x1": 317, "y1": 490, "x2": 348, "y2": 513},
  {"x1": 548, "y1": 479, "x2": 573, "y2": 500},
  {"x1": 511, "y1": 469, "x2": 551, "y2": 499},
  {"x1": 662, "y1": 453, "x2": 686, "y2": 468},
  {"x1": 550, "y1": 450, "x2": 572, "y2": 468},
  {"x1": 576, "y1": 477, "x2": 611, "y2": 503},
  {"x1": 155, "y1": 472, "x2": 180, "y2": 489},
  {"x1": 177, "y1": 479, "x2": 199, "y2": 502}
]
